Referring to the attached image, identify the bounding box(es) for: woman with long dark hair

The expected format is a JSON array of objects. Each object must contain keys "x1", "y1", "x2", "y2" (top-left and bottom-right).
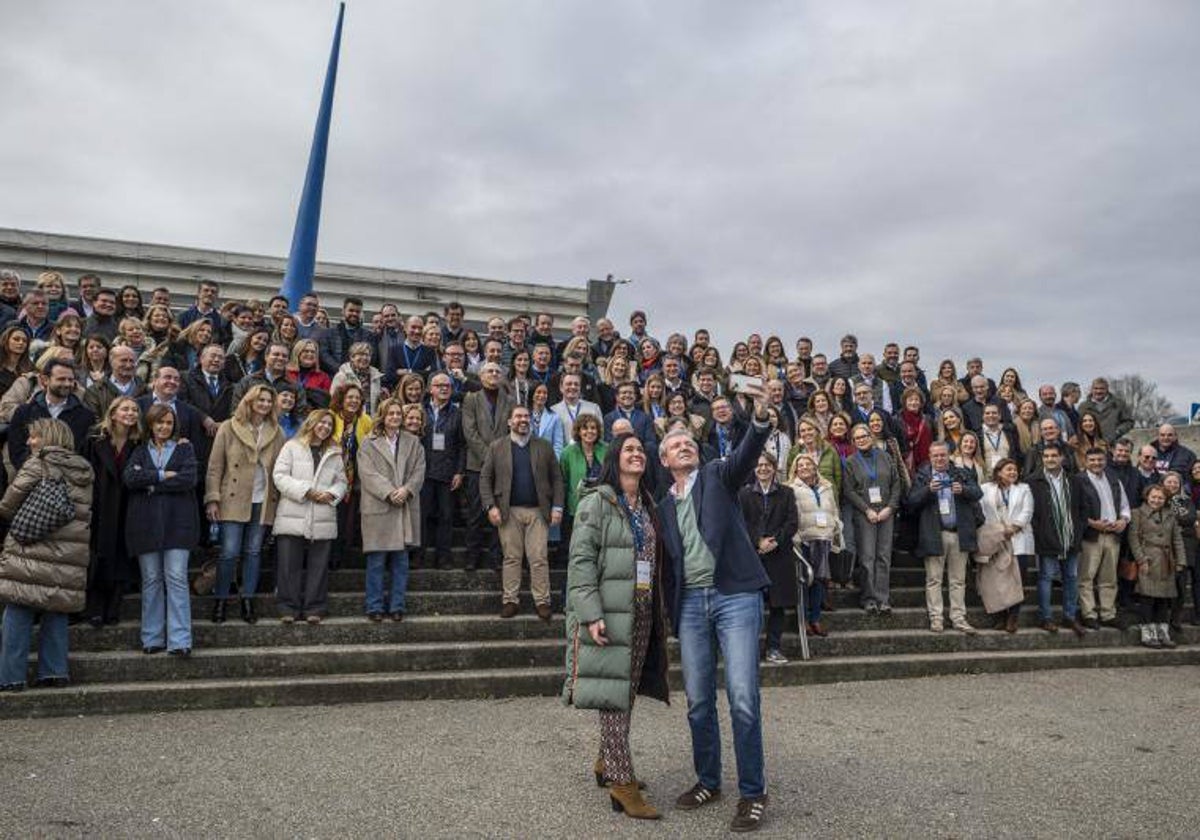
[
  {"x1": 563, "y1": 432, "x2": 669, "y2": 820},
  {"x1": 124, "y1": 404, "x2": 200, "y2": 656},
  {"x1": 0, "y1": 325, "x2": 33, "y2": 397}
]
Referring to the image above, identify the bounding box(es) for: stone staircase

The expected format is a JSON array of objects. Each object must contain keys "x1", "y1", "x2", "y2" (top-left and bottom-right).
[{"x1": 3, "y1": 546, "x2": 1198, "y2": 719}]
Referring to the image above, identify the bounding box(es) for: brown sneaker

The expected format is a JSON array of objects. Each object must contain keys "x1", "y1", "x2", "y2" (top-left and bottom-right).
[
  {"x1": 730, "y1": 796, "x2": 768, "y2": 832},
  {"x1": 500, "y1": 602, "x2": 519, "y2": 619},
  {"x1": 535, "y1": 603, "x2": 552, "y2": 622},
  {"x1": 675, "y1": 782, "x2": 721, "y2": 811}
]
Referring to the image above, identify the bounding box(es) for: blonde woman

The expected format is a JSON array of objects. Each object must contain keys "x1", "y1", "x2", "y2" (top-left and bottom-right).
[
  {"x1": 0, "y1": 418, "x2": 93, "y2": 690},
  {"x1": 272, "y1": 409, "x2": 347, "y2": 624},
  {"x1": 358, "y1": 397, "x2": 425, "y2": 621},
  {"x1": 84, "y1": 396, "x2": 142, "y2": 627},
  {"x1": 205, "y1": 385, "x2": 285, "y2": 624},
  {"x1": 790, "y1": 453, "x2": 843, "y2": 638}
]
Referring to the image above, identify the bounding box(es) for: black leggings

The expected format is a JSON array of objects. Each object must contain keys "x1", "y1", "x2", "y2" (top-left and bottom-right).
[{"x1": 1140, "y1": 596, "x2": 1170, "y2": 624}]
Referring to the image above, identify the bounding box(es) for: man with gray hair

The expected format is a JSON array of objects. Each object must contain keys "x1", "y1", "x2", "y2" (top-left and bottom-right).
[
  {"x1": 1078, "y1": 377, "x2": 1134, "y2": 443},
  {"x1": 962, "y1": 374, "x2": 1010, "y2": 434},
  {"x1": 0, "y1": 270, "x2": 18, "y2": 328}
]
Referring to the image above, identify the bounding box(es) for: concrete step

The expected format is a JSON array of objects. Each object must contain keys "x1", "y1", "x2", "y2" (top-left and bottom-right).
[
  {"x1": 68, "y1": 614, "x2": 566, "y2": 652},
  {"x1": 59, "y1": 623, "x2": 1194, "y2": 686},
  {"x1": 116, "y1": 590, "x2": 567, "y2": 622},
  {"x1": 5, "y1": 644, "x2": 1199, "y2": 719},
  {"x1": 115, "y1": 582, "x2": 1085, "y2": 623},
  {"x1": 64, "y1": 639, "x2": 566, "y2": 684},
  {"x1": 815, "y1": 606, "x2": 1168, "y2": 632}
]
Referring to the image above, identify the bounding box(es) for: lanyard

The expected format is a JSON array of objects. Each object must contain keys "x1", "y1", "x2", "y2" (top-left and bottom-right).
[
  {"x1": 808, "y1": 482, "x2": 822, "y2": 507},
  {"x1": 401, "y1": 343, "x2": 418, "y2": 370},
  {"x1": 618, "y1": 495, "x2": 646, "y2": 556},
  {"x1": 856, "y1": 450, "x2": 879, "y2": 483},
  {"x1": 1000, "y1": 487, "x2": 1011, "y2": 508},
  {"x1": 566, "y1": 402, "x2": 581, "y2": 423},
  {"x1": 985, "y1": 430, "x2": 1003, "y2": 451}
]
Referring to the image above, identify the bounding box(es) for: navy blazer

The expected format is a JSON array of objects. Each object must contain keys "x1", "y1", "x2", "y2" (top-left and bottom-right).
[{"x1": 659, "y1": 419, "x2": 772, "y2": 630}]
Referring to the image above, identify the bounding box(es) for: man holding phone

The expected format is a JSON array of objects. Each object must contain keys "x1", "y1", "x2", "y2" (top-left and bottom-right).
[
  {"x1": 658, "y1": 381, "x2": 773, "y2": 832},
  {"x1": 907, "y1": 442, "x2": 983, "y2": 634}
]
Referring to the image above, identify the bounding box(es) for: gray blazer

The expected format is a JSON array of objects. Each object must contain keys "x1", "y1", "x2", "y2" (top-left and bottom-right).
[{"x1": 461, "y1": 389, "x2": 516, "y2": 472}]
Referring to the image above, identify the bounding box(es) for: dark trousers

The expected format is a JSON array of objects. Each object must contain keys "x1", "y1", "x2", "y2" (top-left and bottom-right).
[
  {"x1": 463, "y1": 471, "x2": 497, "y2": 561},
  {"x1": 1140, "y1": 595, "x2": 1171, "y2": 624},
  {"x1": 274, "y1": 535, "x2": 332, "y2": 617},
  {"x1": 85, "y1": 578, "x2": 124, "y2": 623},
  {"x1": 421, "y1": 478, "x2": 455, "y2": 565}
]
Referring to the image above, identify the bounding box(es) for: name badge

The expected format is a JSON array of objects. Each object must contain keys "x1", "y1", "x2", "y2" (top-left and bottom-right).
[
  {"x1": 432, "y1": 433, "x2": 446, "y2": 451},
  {"x1": 636, "y1": 559, "x2": 652, "y2": 590},
  {"x1": 868, "y1": 486, "x2": 883, "y2": 505},
  {"x1": 814, "y1": 511, "x2": 829, "y2": 527},
  {"x1": 938, "y1": 497, "x2": 952, "y2": 516}
]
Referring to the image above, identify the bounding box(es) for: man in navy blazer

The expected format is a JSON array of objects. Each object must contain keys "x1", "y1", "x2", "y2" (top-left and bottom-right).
[
  {"x1": 658, "y1": 382, "x2": 772, "y2": 832},
  {"x1": 602, "y1": 381, "x2": 656, "y2": 454}
]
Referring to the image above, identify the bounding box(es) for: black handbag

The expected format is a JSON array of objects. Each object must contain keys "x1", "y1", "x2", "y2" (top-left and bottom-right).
[{"x1": 9, "y1": 474, "x2": 76, "y2": 545}]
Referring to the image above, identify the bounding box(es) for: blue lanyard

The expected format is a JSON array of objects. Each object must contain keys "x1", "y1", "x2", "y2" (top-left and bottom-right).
[
  {"x1": 856, "y1": 450, "x2": 879, "y2": 483},
  {"x1": 401, "y1": 343, "x2": 418, "y2": 370},
  {"x1": 717, "y1": 425, "x2": 729, "y2": 456},
  {"x1": 1000, "y1": 487, "x2": 1011, "y2": 508},
  {"x1": 618, "y1": 495, "x2": 647, "y2": 556},
  {"x1": 808, "y1": 483, "x2": 822, "y2": 507}
]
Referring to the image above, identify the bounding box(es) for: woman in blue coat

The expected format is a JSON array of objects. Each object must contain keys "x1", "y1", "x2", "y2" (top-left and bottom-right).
[{"x1": 123, "y1": 403, "x2": 200, "y2": 657}]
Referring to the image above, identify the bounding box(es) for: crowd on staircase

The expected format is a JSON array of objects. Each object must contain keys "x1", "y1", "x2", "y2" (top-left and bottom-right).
[{"x1": 0, "y1": 268, "x2": 1195, "y2": 692}]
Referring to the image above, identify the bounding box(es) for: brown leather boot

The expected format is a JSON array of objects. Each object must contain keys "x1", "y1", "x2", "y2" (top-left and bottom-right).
[{"x1": 610, "y1": 782, "x2": 660, "y2": 819}]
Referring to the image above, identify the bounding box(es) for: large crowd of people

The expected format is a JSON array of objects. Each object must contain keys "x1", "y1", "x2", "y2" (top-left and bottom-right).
[{"x1": 0, "y1": 267, "x2": 1195, "y2": 681}]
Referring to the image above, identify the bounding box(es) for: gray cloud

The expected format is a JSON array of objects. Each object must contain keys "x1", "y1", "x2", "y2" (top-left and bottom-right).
[{"x1": 2, "y1": 0, "x2": 1197, "y2": 412}]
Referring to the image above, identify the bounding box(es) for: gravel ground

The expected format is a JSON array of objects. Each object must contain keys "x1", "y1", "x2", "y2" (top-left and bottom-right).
[{"x1": 1, "y1": 666, "x2": 1197, "y2": 838}]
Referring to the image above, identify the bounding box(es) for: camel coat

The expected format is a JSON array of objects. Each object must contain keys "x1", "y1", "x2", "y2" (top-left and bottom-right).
[
  {"x1": 357, "y1": 431, "x2": 426, "y2": 552},
  {"x1": 204, "y1": 418, "x2": 284, "y2": 525},
  {"x1": 1129, "y1": 504, "x2": 1185, "y2": 600}
]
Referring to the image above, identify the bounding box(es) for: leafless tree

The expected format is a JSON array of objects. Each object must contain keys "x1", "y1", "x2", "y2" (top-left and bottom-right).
[{"x1": 1110, "y1": 374, "x2": 1174, "y2": 429}]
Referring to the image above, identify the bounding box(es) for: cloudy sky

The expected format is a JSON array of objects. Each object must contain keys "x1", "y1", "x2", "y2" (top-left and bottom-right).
[{"x1": 3, "y1": 1, "x2": 1197, "y2": 413}]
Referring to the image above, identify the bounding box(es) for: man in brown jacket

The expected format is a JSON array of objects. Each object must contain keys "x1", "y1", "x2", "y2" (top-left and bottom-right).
[{"x1": 480, "y1": 405, "x2": 564, "y2": 620}]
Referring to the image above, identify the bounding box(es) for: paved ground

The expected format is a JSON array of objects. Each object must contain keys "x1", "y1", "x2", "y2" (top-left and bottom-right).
[{"x1": 1, "y1": 667, "x2": 1197, "y2": 838}]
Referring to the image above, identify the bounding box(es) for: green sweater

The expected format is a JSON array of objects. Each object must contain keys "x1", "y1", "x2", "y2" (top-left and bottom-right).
[{"x1": 559, "y1": 441, "x2": 608, "y2": 516}]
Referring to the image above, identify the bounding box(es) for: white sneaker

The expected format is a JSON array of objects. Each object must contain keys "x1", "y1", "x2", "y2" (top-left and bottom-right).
[{"x1": 765, "y1": 649, "x2": 789, "y2": 665}]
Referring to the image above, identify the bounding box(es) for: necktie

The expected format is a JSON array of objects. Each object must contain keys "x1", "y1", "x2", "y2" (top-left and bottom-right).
[{"x1": 208, "y1": 375, "x2": 219, "y2": 397}]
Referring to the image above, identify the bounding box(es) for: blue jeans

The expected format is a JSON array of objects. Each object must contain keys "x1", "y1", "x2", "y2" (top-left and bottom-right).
[
  {"x1": 0, "y1": 604, "x2": 68, "y2": 686},
  {"x1": 677, "y1": 587, "x2": 766, "y2": 798},
  {"x1": 1038, "y1": 553, "x2": 1079, "y2": 622},
  {"x1": 215, "y1": 504, "x2": 266, "y2": 599},
  {"x1": 139, "y1": 549, "x2": 193, "y2": 651},
  {"x1": 365, "y1": 551, "x2": 409, "y2": 615}
]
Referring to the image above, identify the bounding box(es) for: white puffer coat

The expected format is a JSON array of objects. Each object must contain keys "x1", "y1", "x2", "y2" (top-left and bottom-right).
[{"x1": 271, "y1": 439, "x2": 347, "y2": 541}]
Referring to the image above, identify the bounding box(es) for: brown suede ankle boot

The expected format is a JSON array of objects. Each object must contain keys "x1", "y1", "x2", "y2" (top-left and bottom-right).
[{"x1": 610, "y1": 782, "x2": 660, "y2": 819}]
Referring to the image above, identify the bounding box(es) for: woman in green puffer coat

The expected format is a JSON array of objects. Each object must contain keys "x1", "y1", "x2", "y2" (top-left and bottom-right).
[{"x1": 562, "y1": 433, "x2": 670, "y2": 821}]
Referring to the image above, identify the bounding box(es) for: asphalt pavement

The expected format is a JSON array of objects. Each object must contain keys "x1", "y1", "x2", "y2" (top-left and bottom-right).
[{"x1": 1, "y1": 666, "x2": 1197, "y2": 838}]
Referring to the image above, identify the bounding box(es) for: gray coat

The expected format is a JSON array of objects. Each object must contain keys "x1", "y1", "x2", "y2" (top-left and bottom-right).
[
  {"x1": 357, "y1": 432, "x2": 425, "y2": 552},
  {"x1": 461, "y1": 389, "x2": 515, "y2": 472}
]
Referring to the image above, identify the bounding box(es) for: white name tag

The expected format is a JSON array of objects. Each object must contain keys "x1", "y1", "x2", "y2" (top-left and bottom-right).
[
  {"x1": 815, "y1": 511, "x2": 829, "y2": 527},
  {"x1": 868, "y1": 486, "x2": 883, "y2": 505},
  {"x1": 432, "y1": 432, "x2": 446, "y2": 451},
  {"x1": 636, "y1": 559, "x2": 652, "y2": 590},
  {"x1": 939, "y1": 497, "x2": 952, "y2": 516}
]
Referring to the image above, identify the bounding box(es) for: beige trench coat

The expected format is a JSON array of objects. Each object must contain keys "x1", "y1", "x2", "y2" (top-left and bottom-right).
[{"x1": 357, "y1": 431, "x2": 426, "y2": 552}]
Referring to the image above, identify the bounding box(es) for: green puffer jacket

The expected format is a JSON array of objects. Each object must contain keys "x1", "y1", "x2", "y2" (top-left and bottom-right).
[{"x1": 562, "y1": 484, "x2": 670, "y2": 712}]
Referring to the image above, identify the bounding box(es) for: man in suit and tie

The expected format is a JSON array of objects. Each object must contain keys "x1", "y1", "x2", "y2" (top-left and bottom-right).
[
  {"x1": 137, "y1": 366, "x2": 208, "y2": 462},
  {"x1": 658, "y1": 381, "x2": 772, "y2": 833},
  {"x1": 479, "y1": 404, "x2": 563, "y2": 621},
  {"x1": 181, "y1": 344, "x2": 236, "y2": 434},
  {"x1": 461, "y1": 362, "x2": 516, "y2": 570}
]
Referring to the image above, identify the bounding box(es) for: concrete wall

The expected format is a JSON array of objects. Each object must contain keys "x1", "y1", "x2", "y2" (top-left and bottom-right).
[{"x1": 0, "y1": 227, "x2": 613, "y2": 325}]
